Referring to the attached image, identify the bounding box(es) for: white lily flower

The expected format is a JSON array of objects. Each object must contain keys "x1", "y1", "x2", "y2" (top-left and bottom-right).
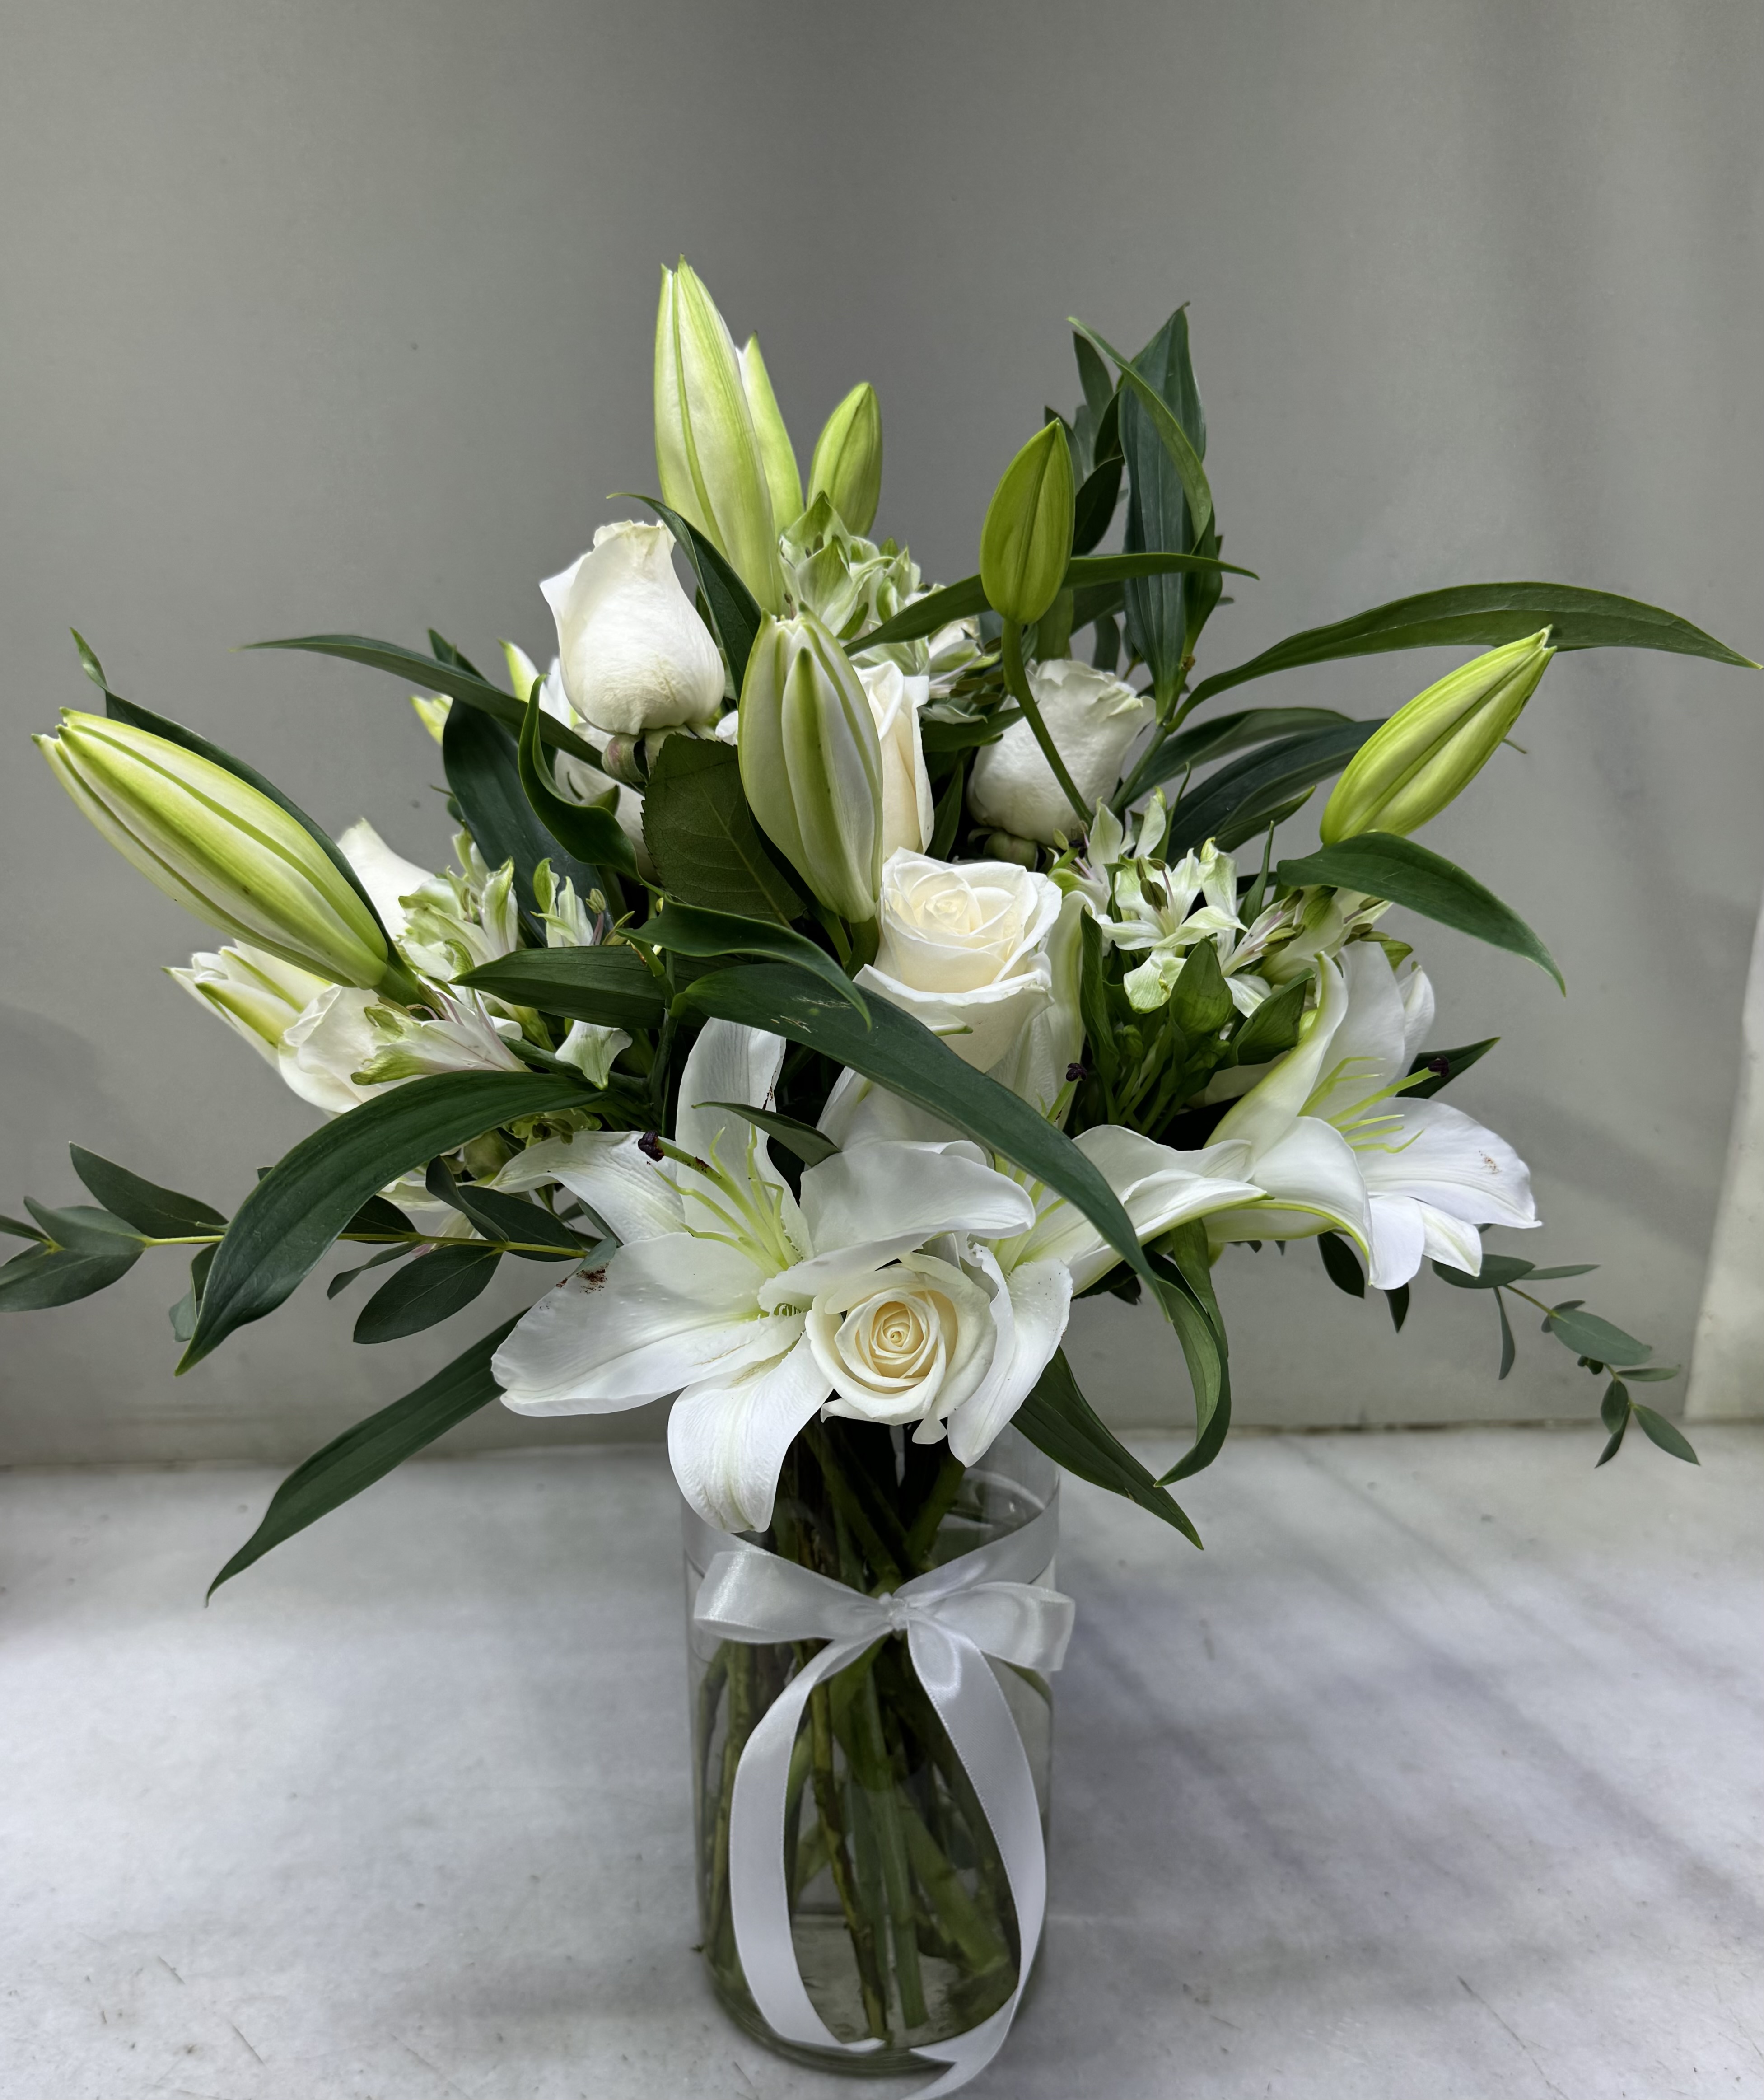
[
  {"x1": 491, "y1": 1020, "x2": 1037, "y2": 1531},
  {"x1": 169, "y1": 943, "x2": 331, "y2": 1065},
  {"x1": 541, "y1": 521, "x2": 725, "y2": 738}
]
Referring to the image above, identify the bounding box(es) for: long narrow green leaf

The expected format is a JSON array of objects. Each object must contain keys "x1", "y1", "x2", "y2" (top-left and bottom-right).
[
  {"x1": 1068, "y1": 318, "x2": 1214, "y2": 543},
  {"x1": 208, "y1": 1319, "x2": 518, "y2": 1595},
  {"x1": 247, "y1": 635, "x2": 606, "y2": 765},
  {"x1": 516, "y1": 685, "x2": 637, "y2": 878},
  {"x1": 180, "y1": 1071, "x2": 599, "y2": 1370},
  {"x1": 1015, "y1": 1349, "x2": 1201, "y2": 1545},
  {"x1": 1120, "y1": 706, "x2": 1353, "y2": 804},
  {"x1": 1065, "y1": 550, "x2": 1254, "y2": 586},
  {"x1": 1162, "y1": 721, "x2": 1380, "y2": 854},
  {"x1": 1276, "y1": 833, "x2": 1563, "y2": 988},
  {"x1": 631, "y1": 903, "x2": 868, "y2": 1019},
  {"x1": 1187, "y1": 582, "x2": 1758, "y2": 708},
  {"x1": 681, "y1": 964, "x2": 1166, "y2": 1300},
  {"x1": 443, "y1": 702, "x2": 602, "y2": 916},
  {"x1": 457, "y1": 945, "x2": 667, "y2": 1031},
  {"x1": 701, "y1": 1103, "x2": 840, "y2": 1168}
]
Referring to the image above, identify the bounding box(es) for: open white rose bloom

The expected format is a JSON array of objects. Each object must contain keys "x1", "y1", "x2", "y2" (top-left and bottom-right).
[{"x1": 14, "y1": 258, "x2": 1748, "y2": 2084}]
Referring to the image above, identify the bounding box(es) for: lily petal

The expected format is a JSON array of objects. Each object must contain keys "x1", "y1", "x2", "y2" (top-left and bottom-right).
[
  {"x1": 947, "y1": 1252, "x2": 1073, "y2": 1464},
  {"x1": 1365, "y1": 1190, "x2": 1430, "y2": 1291},
  {"x1": 1206, "y1": 1116, "x2": 1372, "y2": 1249},
  {"x1": 668, "y1": 1333, "x2": 829, "y2": 1533},
  {"x1": 1357, "y1": 1098, "x2": 1538, "y2": 1230},
  {"x1": 491, "y1": 1129, "x2": 684, "y2": 1244}
]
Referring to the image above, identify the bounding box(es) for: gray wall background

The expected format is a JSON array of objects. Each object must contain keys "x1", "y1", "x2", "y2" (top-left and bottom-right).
[{"x1": 3, "y1": 0, "x2": 1760, "y2": 1467}]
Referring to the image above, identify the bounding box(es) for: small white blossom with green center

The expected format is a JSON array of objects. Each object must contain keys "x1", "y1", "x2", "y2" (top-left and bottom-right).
[{"x1": 1095, "y1": 821, "x2": 1287, "y2": 1017}]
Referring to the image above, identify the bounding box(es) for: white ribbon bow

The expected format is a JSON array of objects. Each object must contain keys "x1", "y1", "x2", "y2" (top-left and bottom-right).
[{"x1": 688, "y1": 1498, "x2": 1072, "y2": 2096}]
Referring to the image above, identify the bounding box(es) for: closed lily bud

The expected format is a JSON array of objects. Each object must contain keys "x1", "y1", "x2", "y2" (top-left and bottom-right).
[
  {"x1": 541, "y1": 520, "x2": 725, "y2": 737},
  {"x1": 738, "y1": 335, "x2": 803, "y2": 529},
  {"x1": 807, "y1": 382, "x2": 883, "y2": 538},
  {"x1": 738, "y1": 611, "x2": 883, "y2": 923},
  {"x1": 653, "y1": 260, "x2": 782, "y2": 611},
  {"x1": 1321, "y1": 629, "x2": 1555, "y2": 843},
  {"x1": 37, "y1": 711, "x2": 407, "y2": 993},
  {"x1": 980, "y1": 421, "x2": 1074, "y2": 627}
]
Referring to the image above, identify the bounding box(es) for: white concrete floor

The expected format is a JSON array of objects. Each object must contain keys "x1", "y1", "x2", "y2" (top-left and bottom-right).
[{"x1": 3, "y1": 1426, "x2": 1761, "y2": 2100}]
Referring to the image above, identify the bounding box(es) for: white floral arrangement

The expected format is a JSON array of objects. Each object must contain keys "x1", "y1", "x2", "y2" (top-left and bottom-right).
[{"x1": 8, "y1": 260, "x2": 1752, "y2": 2083}]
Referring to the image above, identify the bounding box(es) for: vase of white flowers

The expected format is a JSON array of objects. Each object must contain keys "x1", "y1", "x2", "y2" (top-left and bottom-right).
[{"x1": 4, "y1": 257, "x2": 1743, "y2": 2092}]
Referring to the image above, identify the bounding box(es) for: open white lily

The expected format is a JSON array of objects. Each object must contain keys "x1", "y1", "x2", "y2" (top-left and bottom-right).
[{"x1": 491, "y1": 1020, "x2": 1037, "y2": 1531}]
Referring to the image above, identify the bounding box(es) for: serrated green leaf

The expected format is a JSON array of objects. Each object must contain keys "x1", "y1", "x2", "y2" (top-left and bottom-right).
[
  {"x1": 1277, "y1": 833, "x2": 1562, "y2": 988},
  {"x1": 353, "y1": 1241, "x2": 501, "y2": 1343},
  {"x1": 180, "y1": 1071, "x2": 599, "y2": 1369},
  {"x1": 1016, "y1": 1348, "x2": 1201, "y2": 1545},
  {"x1": 209, "y1": 1319, "x2": 517, "y2": 1594},
  {"x1": 642, "y1": 737, "x2": 802, "y2": 922},
  {"x1": 1186, "y1": 581, "x2": 1758, "y2": 711},
  {"x1": 69, "y1": 1146, "x2": 225, "y2": 1239},
  {"x1": 457, "y1": 944, "x2": 667, "y2": 1032}
]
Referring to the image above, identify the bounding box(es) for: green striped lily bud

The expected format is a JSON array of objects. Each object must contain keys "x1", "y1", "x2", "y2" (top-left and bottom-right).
[
  {"x1": 1321, "y1": 630, "x2": 1555, "y2": 842},
  {"x1": 738, "y1": 334, "x2": 803, "y2": 529},
  {"x1": 980, "y1": 421, "x2": 1074, "y2": 627},
  {"x1": 653, "y1": 260, "x2": 782, "y2": 611},
  {"x1": 807, "y1": 382, "x2": 883, "y2": 538},
  {"x1": 737, "y1": 611, "x2": 883, "y2": 923},
  {"x1": 37, "y1": 710, "x2": 409, "y2": 994}
]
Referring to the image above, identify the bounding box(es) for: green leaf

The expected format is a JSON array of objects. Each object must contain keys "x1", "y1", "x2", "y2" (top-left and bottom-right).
[
  {"x1": 642, "y1": 737, "x2": 803, "y2": 923},
  {"x1": 1070, "y1": 455, "x2": 1122, "y2": 557},
  {"x1": 516, "y1": 685, "x2": 636, "y2": 879},
  {"x1": 700, "y1": 1103, "x2": 840, "y2": 1169},
  {"x1": 1229, "y1": 978, "x2": 1307, "y2": 1065},
  {"x1": 1016, "y1": 1349, "x2": 1201, "y2": 1545},
  {"x1": 1433, "y1": 1254, "x2": 1538, "y2": 1291},
  {"x1": 457, "y1": 944, "x2": 667, "y2": 1032},
  {"x1": 326, "y1": 1244, "x2": 411, "y2": 1298},
  {"x1": 168, "y1": 1243, "x2": 218, "y2": 1342},
  {"x1": 0, "y1": 1241, "x2": 140, "y2": 1310},
  {"x1": 345, "y1": 1194, "x2": 416, "y2": 1238},
  {"x1": 180, "y1": 1071, "x2": 599, "y2": 1369},
  {"x1": 24, "y1": 1199, "x2": 144, "y2": 1254},
  {"x1": 353, "y1": 1240, "x2": 502, "y2": 1343},
  {"x1": 1525, "y1": 1263, "x2": 1601, "y2": 1281},
  {"x1": 1073, "y1": 329, "x2": 1114, "y2": 425},
  {"x1": 444, "y1": 702, "x2": 600, "y2": 917},
  {"x1": 1110, "y1": 308, "x2": 1209, "y2": 702},
  {"x1": 209, "y1": 1319, "x2": 518, "y2": 1594},
  {"x1": 1069, "y1": 316, "x2": 1214, "y2": 543},
  {"x1": 1385, "y1": 1283, "x2": 1410, "y2": 1332},
  {"x1": 616, "y1": 493, "x2": 762, "y2": 692},
  {"x1": 1186, "y1": 581, "x2": 1758, "y2": 710},
  {"x1": 441, "y1": 1179, "x2": 591, "y2": 1261},
  {"x1": 682, "y1": 964, "x2": 1167, "y2": 1300},
  {"x1": 1616, "y1": 1362, "x2": 1678, "y2": 1381},
  {"x1": 1595, "y1": 1412, "x2": 1628, "y2": 1466},
  {"x1": 1317, "y1": 1231, "x2": 1366, "y2": 1298},
  {"x1": 1164, "y1": 721, "x2": 1380, "y2": 854},
  {"x1": 1148, "y1": 1226, "x2": 1232, "y2": 1483},
  {"x1": 1169, "y1": 940, "x2": 1233, "y2": 1038},
  {"x1": 1630, "y1": 1404, "x2": 1699, "y2": 1464},
  {"x1": 68, "y1": 1146, "x2": 225, "y2": 1238},
  {"x1": 929, "y1": 758, "x2": 966, "y2": 859},
  {"x1": 1496, "y1": 1291, "x2": 1517, "y2": 1380},
  {"x1": 919, "y1": 708, "x2": 1021, "y2": 755},
  {"x1": 96, "y1": 680, "x2": 396, "y2": 954},
  {"x1": 630, "y1": 901, "x2": 868, "y2": 1019},
  {"x1": 1064, "y1": 550, "x2": 1253, "y2": 587},
  {"x1": 1121, "y1": 706, "x2": 1353, "y2": 804},
  {"x1": 0, "y1": 1214, "x2": 47, "y2": 1243},
  {"x1": 1404, "y1": 1037, "x2": 1499, "y2": 1100},
  {"x1": 1545, "y1": 1303, "x2": 1650, "y2": 1365},
  {"x1": 1601, "y1": 1378, "x2": 1630, "y2": 1432},
  {"x1": 1276, "y1": 833, "x2": 1562, "y2": 989},
  {"x1": 246, "y1": 635, "x2": 606, "y2": 765}
]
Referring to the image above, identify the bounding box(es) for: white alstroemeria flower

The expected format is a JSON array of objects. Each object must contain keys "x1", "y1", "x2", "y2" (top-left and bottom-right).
[
  {"x1": 278, "y1": 984, "x2": 523, "y2": 1113},
  {"x1": 1098, "y1": 833, "x2": 1286, "y2": 1018},
  {"x1": 555, "y1": 1020, "x2": 630, "y2": 1087},
  {"x1": 338, "y1": 820, "x2": 434, "y2": 939},
  {"x1": 169, "y1": 943, "x2": 332, "y2": 1066},
  {"x1": 1193, "y1": 955, "x2": 1377, "y2": 1254},
  {"x1": 1287, "y1": 942, "x2": 1537, "y2": 1286},
  {"x1": 967, "y1": 659, "x2": 1153, "y2": 846},
  {"x1": 943, "y1": 1127, "x2": 1262, "y2": 1463},
  {"x1": 491, "y1": 1020, "x2": 1037, "y2": 1532},
  {"x1": 541, "y1": 521, "x2": 725, "y2": 737},
  {"x1": 397, "y1": 835, "x2": 521, "y2": 984},
  {"x1": 857, "y1": 659, "x2": 935, "y2": 858}
]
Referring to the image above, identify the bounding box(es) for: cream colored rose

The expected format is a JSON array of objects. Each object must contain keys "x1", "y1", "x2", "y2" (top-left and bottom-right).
[
  {"x1": 858, "y1": 659, "x2": 934, "y2": 859},
  {"x1": 541, "y1": 520, "x2": 725, "y2": 737},
  {"x1": 807, "y1": 1253, "x2": 997, "y2": 1434},
  {"x1": 857, "y1": 849, "x2": 1064, "y2": 1071},
  {"x1": 968, "y1": 657, "x2": 1152, "y2": 845}
]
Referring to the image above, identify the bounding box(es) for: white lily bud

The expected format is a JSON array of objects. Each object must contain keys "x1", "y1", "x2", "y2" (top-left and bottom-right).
[
  {"x1": 738, "y1": 611, "x2": 883, "y2": 923},
  {"x1": 37, "y1": 711, "x2": 409, "y2": 995},
  {"x1": 807, "y1": 382, "x2": 883, "y2": 538},
  {"x1": 169, "y1": 944, "x2": 331, "y2": 1065},
  {"x1": 654, "y1": 260, "x2": 782, "y2": 611},
  {"x1": 967, "y1": 659, "x2": 1152, "y2": 846},
  {"x1": 738, "y1": 334, "x2": 803, "y2": 529},
  {"x1": 541, "y1": 521, "x2": 725, "y2": 739},
  {"x1": 857, "y1": 659, "x2": 934, "y2": 859}
]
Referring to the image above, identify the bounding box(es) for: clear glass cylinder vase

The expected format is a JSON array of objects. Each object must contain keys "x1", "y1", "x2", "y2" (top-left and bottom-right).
[{"x1": 684, "y1": 1420, "x2": 1056, "y2": 2075}]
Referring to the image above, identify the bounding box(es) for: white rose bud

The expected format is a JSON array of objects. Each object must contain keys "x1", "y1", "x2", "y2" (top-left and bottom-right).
[
  {"x1": 968, "y1": 659, "x2": 1152, "y2": 846},
  {"x1": 857, "y1": 849, "x2": 1064, "y2": 1070},
  {"x1": 857, "y1": 660, "x2": 934, "y2": 859},
  {"x1": 541, "y1": 521, "x2": 725, "y2": 739}
]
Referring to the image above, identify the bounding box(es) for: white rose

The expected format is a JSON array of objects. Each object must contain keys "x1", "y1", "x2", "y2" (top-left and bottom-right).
[
  {"x1": 541, "y1": 520, "x2": 725, "y2": 737},
  {"x1": 857, "y1": 849, "x2": 1064, "y2": 1071},
  {"x1": 967, "y1": 658, "x2": 1152, "y2": 845},
  {"x1": 807, "y1": 1253, "x2": 997, "y2": 1436},
  {"x1": 857, "y1": 659, "x2": 934, "y2": 858}
]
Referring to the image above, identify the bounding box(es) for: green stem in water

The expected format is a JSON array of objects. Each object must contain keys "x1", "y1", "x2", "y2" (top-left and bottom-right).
[{"x1": 1000, "y1": 621, "x2": 1091, "y2": 832}]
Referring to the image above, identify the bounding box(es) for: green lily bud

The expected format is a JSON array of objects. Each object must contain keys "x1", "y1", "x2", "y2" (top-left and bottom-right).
[
  {"x1": 807, "y1": 382, "x2": 883, "y2": 538},
  {"x1": 37, "y1": 710, "x2": 408, "y2": 993},
  {"x1": 738, "y1": 334, "x2": 804, "y2": 529},
  {"x1": 737, "y1": 612, "x2": 883, "y2": 923},
  {"x1": 653, "y1": 260, "x2": 782, "y2": 612},
  {"x1": 1320, "y1": 630, "x2": 1556, "y2": 843},
  {"x1": 980, "y1": 421, "x2": 1074, "y2": 627}
]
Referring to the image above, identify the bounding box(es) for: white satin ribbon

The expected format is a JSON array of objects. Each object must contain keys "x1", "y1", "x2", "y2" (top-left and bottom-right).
[{"x1": 687, "y1": 1497, "x2": 1072, "y2": 2095}]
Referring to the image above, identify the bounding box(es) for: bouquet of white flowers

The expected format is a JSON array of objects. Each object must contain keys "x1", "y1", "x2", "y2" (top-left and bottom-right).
[{"x1": 7, "y1": 260, "x2": 1752, "y2": 2087}]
